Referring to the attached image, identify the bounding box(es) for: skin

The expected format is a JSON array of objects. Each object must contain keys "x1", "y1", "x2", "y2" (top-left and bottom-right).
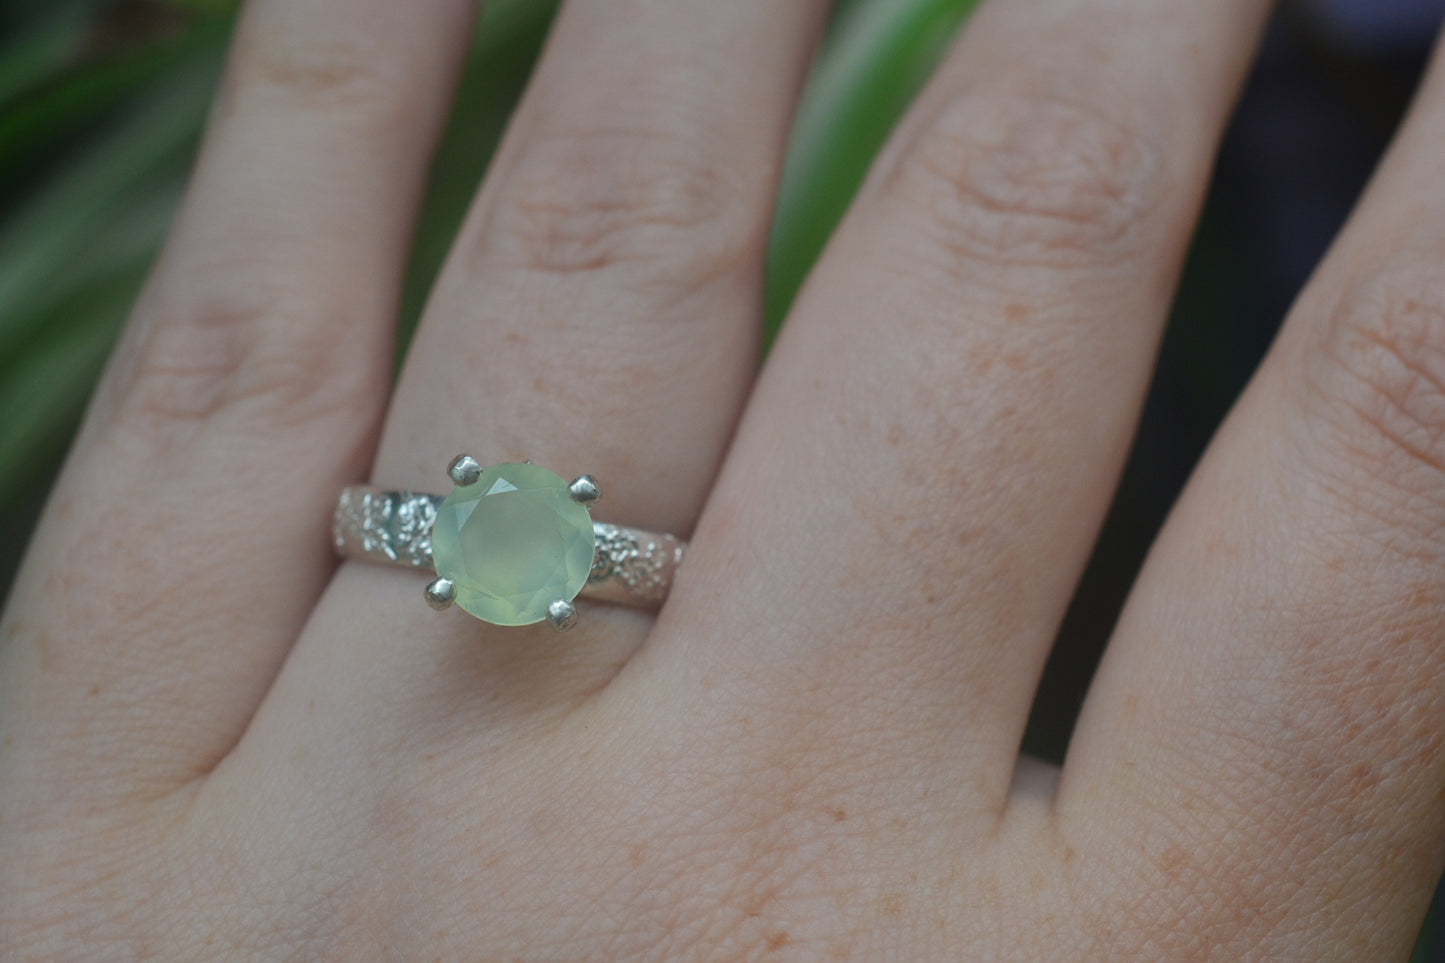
[{"x1": 3, "y1": 0, "x2": 1445, "y2": 958}]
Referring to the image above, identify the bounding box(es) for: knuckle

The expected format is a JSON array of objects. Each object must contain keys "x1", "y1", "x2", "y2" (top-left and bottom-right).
[
  {"x1": 880, "y1": 83, "x2": 1162, "y2": 273},
  {"x1": 114, "y1": 286, "x2": 378, "y2": 447},
  {"x1": 226, "y1": 27, "x2": 411, "y2": 133},
  {"x1": 1299, "y1": 255, "x2": 1445, "y2": 506},
  {"x1": 479, "y1": 124, "x2": 757, "y2": 286}
]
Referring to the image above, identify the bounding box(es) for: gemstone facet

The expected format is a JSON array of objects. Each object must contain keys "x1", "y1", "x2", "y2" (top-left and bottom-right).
[{"x1": 430, "y1": 462, "x2": 595, "y2": 626}]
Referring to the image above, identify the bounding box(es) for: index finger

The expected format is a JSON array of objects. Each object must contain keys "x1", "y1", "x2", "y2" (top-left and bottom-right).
[{"x1": 0, "y1": 0, "x2": 476, "y2": 799}]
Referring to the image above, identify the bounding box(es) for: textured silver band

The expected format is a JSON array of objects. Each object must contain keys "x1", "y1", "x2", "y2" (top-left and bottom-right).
[{"x1": 333, "y1": 486, "x2": 684, "y2": 609}]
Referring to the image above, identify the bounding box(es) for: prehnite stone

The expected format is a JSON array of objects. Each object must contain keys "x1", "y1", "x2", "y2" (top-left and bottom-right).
[{"x1": 431, "y1": 462, "x2": 595, "y2": 626}]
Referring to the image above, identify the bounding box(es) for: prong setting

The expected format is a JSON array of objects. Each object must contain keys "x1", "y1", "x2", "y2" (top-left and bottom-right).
[
  {"x1": 424, "y1": 576, "x2": 456, "y2": 611},
  {"x1": 546, "y1": 599, "x2": 578, "y2": 632},
  {"x1": 568, "y1": 475, "x2": 601, "y2": 508},
  {"x1": 447, "y1": 454, "x2": 482, "y2": 487}
]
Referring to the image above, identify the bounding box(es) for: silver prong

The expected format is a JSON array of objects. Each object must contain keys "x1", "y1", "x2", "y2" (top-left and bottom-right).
[
  {"x1": 546, "y1": 599, "x2": 578, "y2": 632},
  {"x1": 567, "y1": 474, "x2": 601, "y2": 508},
  {"x1": 424, "y1": 576, "x2": 456, "y2": 611},
  {"x1": 447, "y1": 454, "x2": 482, "y2": 487}
]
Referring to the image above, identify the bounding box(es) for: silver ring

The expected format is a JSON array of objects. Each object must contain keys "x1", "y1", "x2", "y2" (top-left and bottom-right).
[{"x1": 333, "y1": 456, "x2": 683, "y2": 631}]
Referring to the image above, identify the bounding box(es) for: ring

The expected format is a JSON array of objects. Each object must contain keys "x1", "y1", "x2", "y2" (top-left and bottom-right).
[{"x1": 333, "y1": 456, "x2": 684, "y2": 631}]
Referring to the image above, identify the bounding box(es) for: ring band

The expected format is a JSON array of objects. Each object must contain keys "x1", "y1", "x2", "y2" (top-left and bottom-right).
[
  {"x1": 332, "y1": 458, "x2": 684, "y2": 630},
  {"x1": 334, "y1": 487, "x2": 684, "y2": 606}
]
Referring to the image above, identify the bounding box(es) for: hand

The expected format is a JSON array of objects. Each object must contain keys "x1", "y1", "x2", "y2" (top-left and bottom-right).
[{"x1": 5, "y1": 0, "x2": 1444, "y2": 958}]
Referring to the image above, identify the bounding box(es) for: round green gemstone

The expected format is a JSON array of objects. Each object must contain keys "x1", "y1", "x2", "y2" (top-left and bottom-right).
[{"x1": 431, "y1": 462, "x2": 595, "y2": 626}]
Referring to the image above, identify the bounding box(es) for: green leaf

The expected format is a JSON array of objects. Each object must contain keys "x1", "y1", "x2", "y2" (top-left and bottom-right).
[
  {"x1": 0, "y1": 16, "x2": 229, "y2": 184},
  {"x1": 0, "y1": 272, "x2": 136, "y2": 509},
  {"x1": 154, "y1": 0, "x2": 240, "y2": 14},
  {"x1": 0, "y1": 3, "x2": 96, "y2": 111},
  {"x1": 0, "y1": 56, "x2": 215, "y2": 368}
]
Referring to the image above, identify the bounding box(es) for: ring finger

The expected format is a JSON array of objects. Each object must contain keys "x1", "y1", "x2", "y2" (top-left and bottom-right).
[{"x1": 297, "y1": 0, "x2": 830, "y2": 724}]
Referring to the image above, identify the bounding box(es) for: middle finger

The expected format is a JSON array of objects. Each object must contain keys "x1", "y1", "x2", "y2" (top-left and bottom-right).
[
  {"x1": 299, "y1": 0, "x2": 828, "y2": 717},
  {"x1": 628, "y1": 0, "x2": 1274, "y2": 811},
  {"x1": 378, "y1": 0, "x2": 829, "y2": 529}
]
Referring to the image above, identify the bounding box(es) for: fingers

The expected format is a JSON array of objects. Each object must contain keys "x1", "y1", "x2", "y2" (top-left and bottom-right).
[
  {"x1": 0, "y1": 0, "x2": 476, "y2": 795},
  {"x1": 625, "y1": 0, "x2": 1272, "y2": 808},
  {"x1": 1061, "y1": 30, "x2": 1445, "y2": 957},
  {"x1": 294, "y1": 0, "x2": 828, "y2": 713}
]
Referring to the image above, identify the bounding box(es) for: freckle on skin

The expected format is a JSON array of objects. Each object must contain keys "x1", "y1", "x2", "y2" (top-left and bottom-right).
[
  {"x1": 89, "y1": 683, "x2": 100, "y2": 697},
  {"x1": 880, "y1": 894, "x2": 904, "y2": 918},
  {"x1": 1159, "y1": 845, "x2": 1188, "y2": 880},
  {"x1": 1000, "y1": 349, "x2": 1029, "y2": 373},
  {"x1": 766, "y1": 930, "x2": 790, "y2": 950},
  {"x1": 1004, "y1": 303, "x2": 1028, "y2": 322},
  {"x1": 1347, "y1": 762, "x2": 1380, "y2": 793}
]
